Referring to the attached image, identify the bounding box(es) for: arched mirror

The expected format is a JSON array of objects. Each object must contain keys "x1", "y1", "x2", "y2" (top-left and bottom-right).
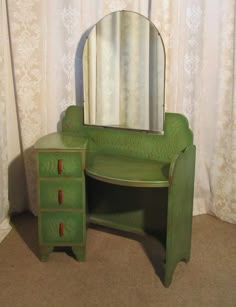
[{"x1": 83, "y1": 10, "x2": 165, "y2": 133}]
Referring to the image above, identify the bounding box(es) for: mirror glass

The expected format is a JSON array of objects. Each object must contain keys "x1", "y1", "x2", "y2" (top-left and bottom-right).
[{"x1": 83, "y1": 11, "x2": 165, "y2": 133}]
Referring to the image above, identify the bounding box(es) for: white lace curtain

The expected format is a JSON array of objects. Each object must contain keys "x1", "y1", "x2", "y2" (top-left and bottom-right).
[{"x1": 0, "y1": 0, "x2": 235, "y2": 242}]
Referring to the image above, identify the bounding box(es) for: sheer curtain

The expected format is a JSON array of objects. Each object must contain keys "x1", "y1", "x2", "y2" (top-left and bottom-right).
[
  {"x1": 150, "y1": 0, "x2": 236, "y2": 222},
  {"x1": 0, "y1": 0, "x2": 235, "y2": 242}
]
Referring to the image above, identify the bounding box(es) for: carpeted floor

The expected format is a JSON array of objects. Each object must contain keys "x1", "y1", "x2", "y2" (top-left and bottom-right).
[{"x1": 0, "y1": 213, "x2": 235, "y2": 307}]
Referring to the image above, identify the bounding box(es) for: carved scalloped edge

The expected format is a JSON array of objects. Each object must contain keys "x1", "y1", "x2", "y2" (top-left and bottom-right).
[
  {"x1": 165, "y1": 112, "x2": 193, "y2": 138},
  {"x1": 62, "y1": 105, "x2": 84, "y2": 132},
  {"x1": 62, "y1": 106, "x2": 193, "y2": 138},
  {"x1": 61, "y1": 106, "x2": 194, "y2": 162}
]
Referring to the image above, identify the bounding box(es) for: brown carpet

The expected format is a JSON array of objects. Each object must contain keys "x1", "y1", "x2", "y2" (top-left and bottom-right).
[{"x1": 0, "y1": 213, "x2": 235, "y2": 307}]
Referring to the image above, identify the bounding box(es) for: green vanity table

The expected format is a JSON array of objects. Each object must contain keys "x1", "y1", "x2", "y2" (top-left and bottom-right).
[
  {"x1": 35, "y1": 10, "x2": 196, "y2": 287},
  {"x1": 35, "y1": 105, "x2": 195, "y2": 287}
]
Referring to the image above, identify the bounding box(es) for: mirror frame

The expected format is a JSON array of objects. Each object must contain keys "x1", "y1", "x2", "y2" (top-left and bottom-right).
[{"x1": 82, "y1": 10, "x2": 166, "y2": 134}]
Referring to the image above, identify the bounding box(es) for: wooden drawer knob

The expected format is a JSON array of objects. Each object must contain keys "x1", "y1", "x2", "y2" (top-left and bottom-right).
[
  {"x1": 58, "y1": 159, "x2": 63, "y2": 174},
  {"x1": 59, "y1": 223, "x2": 64, "y2": 236},
  {"x1": 58, "y1": 190, "x2": 63, "y2": 204}
]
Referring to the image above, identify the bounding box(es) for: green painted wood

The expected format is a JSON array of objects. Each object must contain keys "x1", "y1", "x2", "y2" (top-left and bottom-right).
[
  {"x1": 36, "y1": 141, "x2": 87, "y2": 261},
  {"x1": 40, "y1": 212, "x2": 84, "y2": 244},
  {"x1": 72, "y1": 246, "x2": 86, "y2": 261},
  {"x1": 62, "y1": 106, "x2": 193, "y2": 163},
  {"x1": 40, "y1": 246, "x2": 53, "y2": 262},
  {"x1": 40, "y1": 179, "x2": 83, "y2": 209},
  {"x1": 35, "y1": 105, "x2": 196, "y2": 286},
  {"x1": 164, "y1": 144, "x2": 196, "y2": 287},
  {"x1": 86, "y1": 153, "x2": 169, "y2": 187},
  {"x1": 62, "y1": 106, "x2": 84, "y2": 132},
  {"x1": 38, "y1": 151, "x2": 82, "y2": 177},
  {"x1": 35, "y1": 132, "x2": 88, "y2": 150}
]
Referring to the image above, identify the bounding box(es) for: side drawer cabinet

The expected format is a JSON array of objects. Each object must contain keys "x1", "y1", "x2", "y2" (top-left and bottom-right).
[{"x1": 37, "y1": 149, "x2": 86, "y2": 262}]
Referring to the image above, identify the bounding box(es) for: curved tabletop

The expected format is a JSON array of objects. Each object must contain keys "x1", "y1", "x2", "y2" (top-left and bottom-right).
[{"x1": 86, "y1": 153, "x2": 170, "y2": 187}]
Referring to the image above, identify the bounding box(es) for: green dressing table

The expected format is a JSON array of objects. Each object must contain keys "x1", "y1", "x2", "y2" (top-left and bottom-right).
[{"x1": 34, "y1": 11, "x2": 196, "y2": 287}]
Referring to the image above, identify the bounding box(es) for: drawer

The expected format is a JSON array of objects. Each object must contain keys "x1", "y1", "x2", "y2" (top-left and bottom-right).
[
  {"x1": 38, "y1": 152, "x2": 83, "y2": 177},
  {"x1": 40, "y1": 212, "x2": 84, "y2": 244},
  {"x1": 39, "y1": 179, "x2": 83, "y2": 210}
]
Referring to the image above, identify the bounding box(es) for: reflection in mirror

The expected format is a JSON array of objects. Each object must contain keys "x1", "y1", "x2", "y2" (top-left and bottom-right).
[{"x1": 83, "y1": 11, "x2": 165, "y2": 133}]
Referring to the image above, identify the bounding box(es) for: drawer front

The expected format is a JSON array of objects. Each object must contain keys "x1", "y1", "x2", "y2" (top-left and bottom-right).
[
  {"x1": 38, "y1": 152, "x2": 83, "y2": 177},
  {"x1": 40, "y1": 212, "x2": 84, "y2": 244},
  {"x1": 40, "y1": 179, "x2": 83, "y2": 209}
]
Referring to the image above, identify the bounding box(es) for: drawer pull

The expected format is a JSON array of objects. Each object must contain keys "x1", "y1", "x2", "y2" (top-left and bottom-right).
[
  {"x1": 59, "y1": 223, "x2": 64, "y2": 236},
  {"x1": 58, "y1": 190, "x2": 63, "y2": 204},
  {"x1": 58, "y1": 159, "x2": 63, "y2": 174}
]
